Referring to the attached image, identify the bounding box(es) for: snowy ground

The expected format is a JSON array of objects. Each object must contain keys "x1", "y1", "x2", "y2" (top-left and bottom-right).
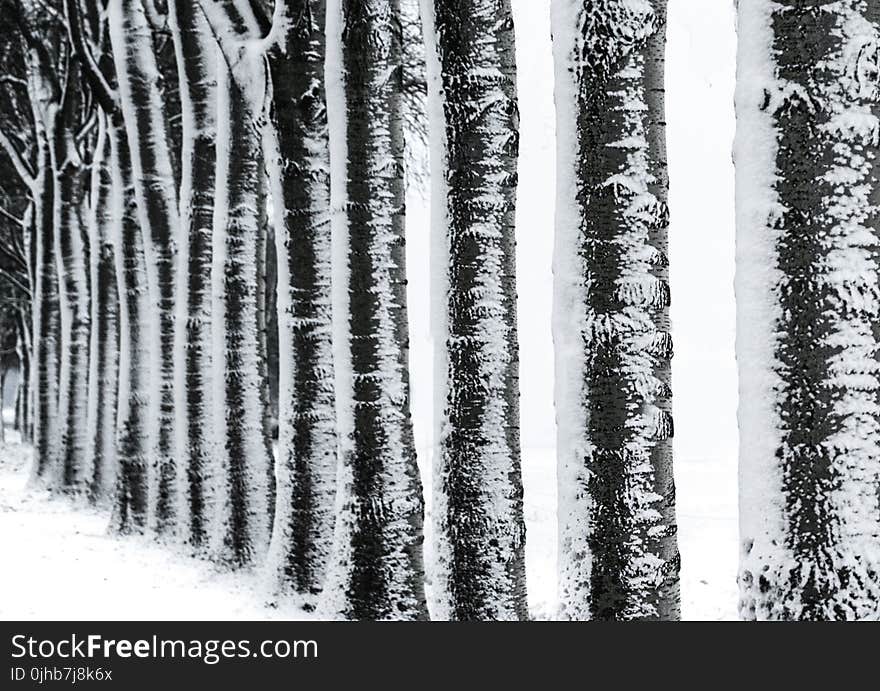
[{"x1": 0, "y1": 423, "x2": 736, "y2": 620}]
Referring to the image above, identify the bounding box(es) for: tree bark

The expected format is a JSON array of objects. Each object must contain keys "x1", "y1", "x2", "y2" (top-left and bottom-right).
[
  {"x1": 552, "y1": 0, "x2": 679, "y2": 620},
  {"x1": 85, "y1": 113, "x2": 120, "y2": 503},
  {"x1": 50, "y1": 100, "x2": 92, "y2": 490},
  {"x1": 737, "y1": 0, "x2": 880, "y2": 620},
  {"x1": 14, "y1": 306, "x2": 31, "y2": 439},
  {"x1": 209, "y1": 39, "x2": 273, "y2": 567},
  {"x1": 422, "y1": 0, "x2": 527, "y2": 620},
  {"x1": 168, "y1": 0, "x2": 218, "y2": 549},
  {"x1": 322, "y1": 0, "x2": 428, "y2": 621},
  {"x1": 29, "y1": 134, "x2": 60, "y2": 482},
  {"x1": 109, "y1": 117, "x2": 150, "y2": 534},
  {"x1": 108, "y1": 0, "x2": 179, "y2": 535},
  {"x1": 264, "y1": 0, "x2": 338, "y2": 604}
]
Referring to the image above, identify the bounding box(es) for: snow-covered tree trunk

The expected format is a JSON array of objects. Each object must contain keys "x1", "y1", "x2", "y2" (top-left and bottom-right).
[
  {"x1": 208, "y1": 33, "x2": 273, "y2": 567},
  {"x1": 421, "y1": 0, "x2": 526, "y2": 620},
  {"x1": 109, "y1": 117, "x2": 151, "y2": 534},
  {"x1": 108, "y1": 0, "x2": 179, "y2": 535},
  {"x1": 29, "y1": 134, "x2": 60, "y2": 482},
  {"x1": 552, "y1": 0, "x2": 679, "y2": 621},
  {"x1": 168, "y1": 0, "x2": 218, "y2": 549},
  {"x1": 49, "y1": 98, "x2": 92, "y2": 490},
  {"x1": 264, "y1": 0, "x2": 338, "y2": 603},
  {"x1": 322, "y1": 0, "x2": 428, "y2": 621},
  {"x1": 85, "y1": 113, "x2": 120, "y2": 502},
  {"x1": 254, "y1": 171, "x2": 277, "y2": 522},
  {"x1": 737, "y1": 0, "x2": 880, "y2": 620}
]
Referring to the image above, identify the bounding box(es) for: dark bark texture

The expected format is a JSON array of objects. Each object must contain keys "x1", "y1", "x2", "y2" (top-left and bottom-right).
[
  {"x1": 169, "y1": 0, "x2": 217, "y2": 549},
  {"x1": 109, "y1": 0, "x2": 179, "y2": 535},
  {"x1": 86, "y1": 119, "x2": 120, "y2": 502},
  {"x1": 50, "y1": 110, "x2": 92, "y2": 490},
  {"x1": 30, "y1": 137, "x2": 59, "y2": 482},
  {"x1": 430, "y1": 0, "x2": 527, "y2": 620},
  {"x1": 109, "y1": 119, "x2": 150, "y2": 534},
  {"x1": 210, "y1": 50, "x2": 273, "y2": 568},
  {"x1": 556, "y1": 0, "x2": 679, "y2": 621},
  {"x1": 739, "y1": 0, "x2": 880, "y2": 621},
  {"x1": 267, "y1": 0, "x2": 338, "y2": 601},
  {"x1": 329, "y1": 0, "x2": 428, "y2": 620}
]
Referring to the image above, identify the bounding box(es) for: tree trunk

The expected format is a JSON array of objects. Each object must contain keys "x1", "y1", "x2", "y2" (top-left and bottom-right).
[
  {"x1": 85, "y1": 114, "x2": 120, "y2": 503},
  {"x1": 422, "y1": 0, "x2": 527, "y2": 620},
  {"x1": 50, "y1": 106, "x2": 92, "y2": 491},
  {"x1": 29, "y1": 134, "x2": 60, "y2": 483},
  {"x1": 14, "y1": 307, "x2": 31, "y2": 439},
  {"x1": 264, "y1": 0, "x2": 339, "y2": 604},
  {"x1": 209, "y1": 43, "x2": 273, "y2": 567},
  {"x1": 109, "y1": 118, "x2": 150, "y2": 534},
  {"x1": 168, "y1": 0, "x2": 218, "y2": 550},
  {"x1": 552, "y1": 0, "x2": 679, "y2": 621},
  {"x1": 108, "y1": 0, "x2": 179, "y2": 535},
  {"x1": 737, "y1": 0, "x2": 880, "y2": 620},
  {"x1": 322, "y1": 0, "x2": 428, "y2": 621},
  {"x1": 0, "y1": 367, "x2": 6, "y2": 443}
]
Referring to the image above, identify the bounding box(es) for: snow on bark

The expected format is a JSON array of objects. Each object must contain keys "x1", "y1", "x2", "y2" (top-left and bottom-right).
[
  {"x1": 421, "y1": 0, "x2": 527, "y2": 620},
  {"x1": 552, "y1": 0, "x2": 679, "y2": 620},
  {"x1": 14, "y1": 309, "x2": 31, "y2": 441},
  {"x1": 208, "y1": 37, "x2": 273, "y2": 568},
  {"x1": 28, "y1": 135, "x2": 60, "y2": 483},
  {"x1": 264, "y1": 0, "x2": 339, "y2": 603},
  {"x1": 321, "y1": 0, "x2": 428, "y2": 620},
  {"x1": 109, "y1": 118, "x2": 151, "y2": 534},
  {"x1": 85, "y1": 114, "x2": 120, "y2": 502},
  {"x1": 736, "y1": 0, "x2": 880, "y2": 620},
  {"x1": 108, "y1": 0, "x2": 180, "y2": 535},
  {"x1": 49, "y1": 96, "x2": 92, "y2": 491},
  {"x1": 168, "y1": 0, "x2": 218, "y2": 550}
]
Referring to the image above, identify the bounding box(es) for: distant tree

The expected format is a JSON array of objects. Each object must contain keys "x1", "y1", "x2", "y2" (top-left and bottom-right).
[
  {"x1": 551, "y1": 0, "x2": 680, "y2": 620},
  {"x1": 2, "y1": 0, "x2": 63, "y2": 486}
]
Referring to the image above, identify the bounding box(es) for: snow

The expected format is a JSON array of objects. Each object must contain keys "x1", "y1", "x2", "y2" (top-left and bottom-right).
[
  {"x1": 0, "y1": 429, "x2": 312, "y2": 621},
  {"x1": 0, "y1": 421, "x2": 734, "y2": 619},
  {"x1": 418, "y1": 0, "x2": 450, "y2": 618}
]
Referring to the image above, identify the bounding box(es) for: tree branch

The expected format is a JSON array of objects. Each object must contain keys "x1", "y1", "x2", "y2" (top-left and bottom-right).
[
  {"x1": 64, "y1": 0, "x2": 118, "y2": 114},
  {"x1": 0, "y1": 239, "x2": 28, "y2": 275},
  {"x1": 0, "y1": 267, "x2": 30, "y2": 298},
  {"x1": 0, "y1": 204, "x2": 25, "y2": 228},
  {"x1": 0, "y1": 128, "x2": 35, "y2": 187},
  {"x1": 0, "y1": 75, "x2": 28, "y2": 89}
]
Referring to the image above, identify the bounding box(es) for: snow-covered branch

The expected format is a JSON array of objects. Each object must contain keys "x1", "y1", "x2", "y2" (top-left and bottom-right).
[{"x1": 0, "y1": 128, "x2": 35, "y2": 187}]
